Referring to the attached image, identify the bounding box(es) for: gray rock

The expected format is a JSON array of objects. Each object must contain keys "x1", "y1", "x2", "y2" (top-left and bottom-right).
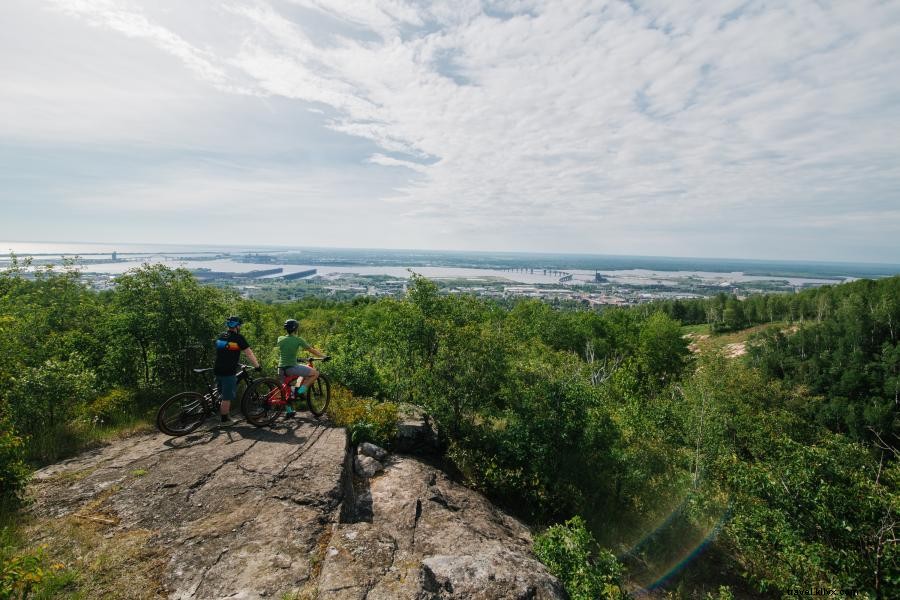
[
  {"x1": 354, "y1": 455, "x2": 385, "y2": 478},
  {"x1": 358, "y1": 442, "x2": 388, "y2": 461},
  {"x1": 27, "y1": 417, "x2": 562, "y2": 600},
  {"x1": 29, "y1": 421, "x2": 347, "y2": 599},
  {"x1": 320, "y1": 457, "x2": 565, "y2": 599},
  {"x1": 395, "y1": 403, "x2": 440, "y2": 455}
]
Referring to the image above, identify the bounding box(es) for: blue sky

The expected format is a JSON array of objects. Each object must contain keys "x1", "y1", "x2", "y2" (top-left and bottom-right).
[{"x1": 1, "y1": 0, "x2": 899, "y2": 262}]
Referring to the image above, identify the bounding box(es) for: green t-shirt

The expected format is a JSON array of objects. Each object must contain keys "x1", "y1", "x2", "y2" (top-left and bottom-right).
[{"x1": 277, "y1": 334, "x2": 310, "y2": 367}]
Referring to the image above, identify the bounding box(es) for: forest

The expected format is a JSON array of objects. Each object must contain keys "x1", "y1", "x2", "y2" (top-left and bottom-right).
[{"x1": 1, "y1": 260, "x2": 897, "y2": 599}]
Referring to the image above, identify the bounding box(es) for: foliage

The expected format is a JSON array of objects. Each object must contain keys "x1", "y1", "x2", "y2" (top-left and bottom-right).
[
  {"x1": 327, "y1": 387, "x2": 399, "y2": 447},
  {"x1": 0, "y1": 524, "x2": 73, "y2": 600},
  {"x1": 533, "y1": 516, "x2": 625, "y2": 600},
  {"x1": 0, "y1": 416, "x2": 28, "y2": 505},
  {"x1": 78, "y1": 388, "x2": 136, "y2": 426},
  {"x1": 676, "y1": 354, "x2": 898, "y2": 596},
  {"x1": 112, "y1": 264, "x2": 228, "y2": 388},
  {"x1": 1, "y1": 258, "x2": 897, "y2": 596},
  {"x1": 703, "y1": 586, "x2": 734, "y2": 600},
  {"x1": 717, "y1": 437, "x2": 898, "y2": 596}
]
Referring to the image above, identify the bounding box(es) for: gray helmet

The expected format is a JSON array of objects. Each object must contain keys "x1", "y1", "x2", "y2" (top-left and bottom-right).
[{"x1": 284, "y1": 319, "x2": 299, "y2": 333}]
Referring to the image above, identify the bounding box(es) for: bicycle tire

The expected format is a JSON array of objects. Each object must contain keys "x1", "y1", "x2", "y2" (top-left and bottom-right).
[
  {"x1": 306, "y1": 374, "x2": 330, "y2": 417},
  {"x1": 242, "y1": 377, "x2": 286, "y2": 427},
  {"x1": 157, "y1": 391, "x2": 208, "y2": 436}
]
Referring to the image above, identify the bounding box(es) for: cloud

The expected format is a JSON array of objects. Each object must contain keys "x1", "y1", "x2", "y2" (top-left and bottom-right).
[
  {"x1": 1, "y1": 0, "x2": 899, "y2": 261},
  {"x1": 44, "y1": 0, "x2": 256, "y2": 94}
]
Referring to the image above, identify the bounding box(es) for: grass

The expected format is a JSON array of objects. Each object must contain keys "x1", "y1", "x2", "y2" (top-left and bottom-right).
[
  {"x1": 1, "y1": 480, "x2": 166, "y2": 599},
  {"x1": 680, "y1": 323, "x2": 711, "y2": 335},
  {"x1": 683, "y1": 321, "x2": 788, "y2": 355},
  {"x1": 25, "y1": 416, "x2": 155, "y2": 467}
]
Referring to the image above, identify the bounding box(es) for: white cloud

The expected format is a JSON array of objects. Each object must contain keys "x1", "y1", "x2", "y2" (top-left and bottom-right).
[{"x1": 1, "y1": 0, "x2": 899, "y2": 260}]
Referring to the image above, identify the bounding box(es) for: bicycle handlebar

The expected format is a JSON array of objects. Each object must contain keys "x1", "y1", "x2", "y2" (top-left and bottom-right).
[{"x1": 300, "y1": 356, "x2": 331, "y2": 363}]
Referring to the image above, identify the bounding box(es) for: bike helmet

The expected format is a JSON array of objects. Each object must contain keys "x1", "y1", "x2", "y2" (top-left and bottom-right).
[
  {"x1": 226, "y1": 316, "x2": 243, "y2": 328},
  {"x1": 284, "y1": 319, "x2": 299, "y2": 333}
]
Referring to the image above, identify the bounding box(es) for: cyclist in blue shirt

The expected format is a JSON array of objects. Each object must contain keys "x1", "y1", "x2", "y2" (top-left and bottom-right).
[{"x1": 214, "y1": 316, "x2": 260, "y2": 423}]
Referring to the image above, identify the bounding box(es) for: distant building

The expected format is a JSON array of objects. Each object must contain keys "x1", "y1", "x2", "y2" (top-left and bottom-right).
[{"x1": 112, "y1": 251, "x2": 117, "y2": 261}]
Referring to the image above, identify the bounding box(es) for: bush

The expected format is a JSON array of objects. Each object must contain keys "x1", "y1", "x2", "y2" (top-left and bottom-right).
[
  {"x1": 79, "y1": 388, "x2": 136, "y2": 426},
  {"x1": 0, "y1": 416, "x2": 28, "y2": 505},
  {"x1": 328, "y1": 387, "x2": 399, "y2": 447},
  {"x1": 0, "y1": 537, "x2": 71, "y2": 600},
  {"x1": 533, "y1": 516, "x2": 625, "y2": 600},
  {"x1": 9, "y1": 357, "x2": 96, "y2": 437}
]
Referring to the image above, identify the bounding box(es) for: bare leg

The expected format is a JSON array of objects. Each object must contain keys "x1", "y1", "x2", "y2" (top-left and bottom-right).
[
  {"x1": 299, "y1": 368, "x2": 319, "y2": 390},
  {"x1": 220, "y1": 400, "x2": 231, "y2": 416}
]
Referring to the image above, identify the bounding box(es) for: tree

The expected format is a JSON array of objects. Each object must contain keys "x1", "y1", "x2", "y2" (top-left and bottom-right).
[{"x1": 112, "y1": 265, "x2": 228, "y2": 387}]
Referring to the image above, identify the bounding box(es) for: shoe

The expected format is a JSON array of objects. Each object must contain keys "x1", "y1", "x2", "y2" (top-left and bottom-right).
[
  {"x1": 284, "y1": 410, "x2": 297, "y2": 419},
  {"x1": 296, "y1": 385, "x2": 308, "y2": 396},
  {"x1": 220, "y1": 414, "x2": 233, "y2": 425}
]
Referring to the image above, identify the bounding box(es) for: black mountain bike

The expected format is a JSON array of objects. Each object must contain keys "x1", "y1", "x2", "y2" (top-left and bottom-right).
[
  {"x1": 242, "y1": 357, "x2": 331, "y2": 427},
  {"x1": 156, "y1": 365, "x2": 259, "y2": 436}
]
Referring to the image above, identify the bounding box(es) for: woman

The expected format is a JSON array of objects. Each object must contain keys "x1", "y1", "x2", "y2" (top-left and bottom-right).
[{"x1": 276, "y1": 318, "x2": 326, "y2": 417}]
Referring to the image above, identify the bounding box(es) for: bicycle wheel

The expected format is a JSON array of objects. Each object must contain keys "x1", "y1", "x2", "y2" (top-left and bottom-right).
[
  {"x1": 306, "y1": 374, "x2": 330, "y2": 417},
  {"x1": 242, "y1": 377, "x2": 286, "y2": 427},
  {"x1": 157, "y1": 392, "x2": 208, "y2": 436}
]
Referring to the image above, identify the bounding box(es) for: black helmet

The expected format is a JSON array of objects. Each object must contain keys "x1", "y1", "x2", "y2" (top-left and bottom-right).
[
  {"x1": 284, "y1": 319, "x2": 299, "y2": 333},
  {"x1": 226, "y1": 316, "x2": 243, "y2": 328}
]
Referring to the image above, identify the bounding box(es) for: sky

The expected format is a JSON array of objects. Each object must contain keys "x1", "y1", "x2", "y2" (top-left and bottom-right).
[{"x1": 1, "y1": 0, "x2": 899, "y2": 263}]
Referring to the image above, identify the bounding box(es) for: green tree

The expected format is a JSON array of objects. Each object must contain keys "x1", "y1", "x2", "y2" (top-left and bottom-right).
[
  {"x1": 112, "y1": 265, "x2": 228, "y2": 387},
  {"x1": 534, "y1": 516, "x2": 624, "y2": 600},
  {"x1": 0, "y1": 414, "x2": 28, "y2": 505}
]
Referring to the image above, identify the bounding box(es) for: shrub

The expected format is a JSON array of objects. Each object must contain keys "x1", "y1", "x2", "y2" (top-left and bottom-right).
[
  {"x1": 9, "y1": 357, "x2": 96, "y2": 436},
  {"x1": 534, "y1": 516, "x2": 625, "y2": 600},
  {"x1": 328, "y1": 387, "x2": 399, "y2": 447},
  {"x1": 79, "y1": 388, "x2": 136, "y2": 426},
  {"x1": 0, "y1": 541, "x2": 71, "y2": 600},
  {"x1": 0, "y1": 416, "x2": 28, "y2": 505}
]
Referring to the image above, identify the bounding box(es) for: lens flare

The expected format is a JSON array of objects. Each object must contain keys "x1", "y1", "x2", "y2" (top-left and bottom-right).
[{"x1": 623, "y1": 497, "x2": 732, "y2": 593}]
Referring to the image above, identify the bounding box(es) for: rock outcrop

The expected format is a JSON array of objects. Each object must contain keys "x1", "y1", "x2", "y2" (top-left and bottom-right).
[
  {"x1": 324, "y1": 456, "x2": 565, "y2": 599},
  {"x1": 26, "y1": 417, "x2": 564, "y2": 599}
]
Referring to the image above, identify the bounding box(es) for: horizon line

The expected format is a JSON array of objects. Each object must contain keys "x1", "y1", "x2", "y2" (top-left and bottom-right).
[{"x1": 2, "y1": 238, "x2": 900, "y2": 268}]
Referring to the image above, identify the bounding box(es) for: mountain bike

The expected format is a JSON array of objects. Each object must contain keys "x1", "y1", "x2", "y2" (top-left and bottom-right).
[
  {"x1": 242, "y1": 357, "x2": 331, "y2": 427},
  {"x1": 156, "y1": 365, "x2": 259, "y2": 436}
]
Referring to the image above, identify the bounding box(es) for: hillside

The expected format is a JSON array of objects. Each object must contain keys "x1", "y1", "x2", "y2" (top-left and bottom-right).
[{"x1": 3, "y1": 266, "x2": 897, "y2": 598}]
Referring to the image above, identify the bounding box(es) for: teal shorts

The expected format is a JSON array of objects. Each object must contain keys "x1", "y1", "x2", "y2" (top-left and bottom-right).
[{"x1": 215, "y1": 375, "x2": 238, "y2": 401}]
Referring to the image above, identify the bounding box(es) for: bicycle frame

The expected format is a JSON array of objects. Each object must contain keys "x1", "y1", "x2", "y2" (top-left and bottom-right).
[
  {"x1": 198, "y1": 366, "x2": 256, "y2": 409},
  {"x1": 268, "y1": 357, "x2": 321, "y2": 407}
]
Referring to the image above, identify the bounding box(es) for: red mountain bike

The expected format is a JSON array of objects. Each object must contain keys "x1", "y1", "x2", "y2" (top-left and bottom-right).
[{"x1": 241, "y1": 357, "x2": 331, "y2": 426}]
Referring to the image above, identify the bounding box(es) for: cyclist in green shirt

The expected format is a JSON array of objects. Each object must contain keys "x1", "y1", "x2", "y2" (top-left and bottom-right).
[{"x1": 277, "y1": 319, "x2": 326, "y2": 417}]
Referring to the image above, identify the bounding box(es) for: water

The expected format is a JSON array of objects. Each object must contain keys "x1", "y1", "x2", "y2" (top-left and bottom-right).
[{"x1": 2, "y1": 241, "x2": 897, "y2": 285}]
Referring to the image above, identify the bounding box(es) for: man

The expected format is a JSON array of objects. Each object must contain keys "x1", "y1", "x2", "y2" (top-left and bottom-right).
[
  {"x1": 277, "y1": 318, "x2": 327, "y2": 418},
  {"x1": 213, "y1": 316, "x2": 260, "y2": 423}
]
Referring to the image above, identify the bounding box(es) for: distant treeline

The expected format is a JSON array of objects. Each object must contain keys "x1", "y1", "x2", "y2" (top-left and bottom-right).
[{"x1": 650, "y1": 276, "x2": 900, "y2": 331}]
